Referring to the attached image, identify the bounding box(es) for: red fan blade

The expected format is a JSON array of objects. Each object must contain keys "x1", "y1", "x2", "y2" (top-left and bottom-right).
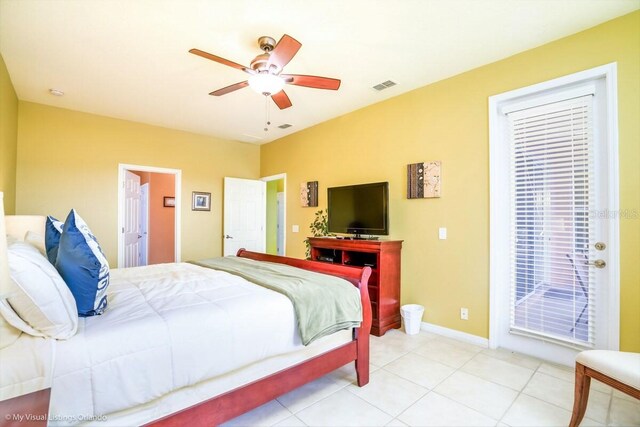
[
  {"x1": 267, "y1": 34, "x2": 302, "y2": 70},
  {"x1": 189, "y1": 48, "x2": 253, "y2": 74},
  {"x1": 271, "y1": 90, "x2": 292, "y2": 110},
  {"x1": 281, "y1": 74, "x2": 340, "y2": 90},
  {"x1": 209, "y1": 81, "x2": 249, "y2": 96}
]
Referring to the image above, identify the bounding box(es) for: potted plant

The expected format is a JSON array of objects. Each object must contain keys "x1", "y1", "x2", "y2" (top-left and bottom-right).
[{"x1": 304, "y1": 209, "x2": 331, "y2": 259}]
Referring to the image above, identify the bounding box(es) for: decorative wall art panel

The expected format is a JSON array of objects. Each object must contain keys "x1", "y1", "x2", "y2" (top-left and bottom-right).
[
  {"x1": 407, "y1": 161, "x2": 441, "y2": 198},
  {"x1": 300, "y1": 181, "x2": 319, "y2": 207}
]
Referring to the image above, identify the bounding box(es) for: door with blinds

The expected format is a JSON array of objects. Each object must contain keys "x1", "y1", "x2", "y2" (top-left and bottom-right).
[{"x1": 490, "y1": 67, "x2": 618, "y2": 365}]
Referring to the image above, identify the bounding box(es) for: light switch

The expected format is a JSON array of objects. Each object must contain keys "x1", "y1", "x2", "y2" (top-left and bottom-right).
[
  {"x1": 439, "y1": 227, "x2": 447, "y2": 240},
  {"x1": 292, "y1": 225, "x2": 300, "y2": 233}
]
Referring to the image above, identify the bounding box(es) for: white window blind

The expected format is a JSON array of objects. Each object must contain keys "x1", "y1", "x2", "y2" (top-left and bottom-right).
[{"x1": 507, "y1": 94, "x2": 596, "y2": 348}]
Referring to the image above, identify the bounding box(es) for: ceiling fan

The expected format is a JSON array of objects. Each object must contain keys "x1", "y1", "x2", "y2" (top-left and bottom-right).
[{"x1": 189, "y1": 34, "x2": 340, "y2": 110}]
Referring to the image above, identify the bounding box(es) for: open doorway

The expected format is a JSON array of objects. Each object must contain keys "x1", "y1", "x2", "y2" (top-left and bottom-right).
[
  {"x1": 118, "y1": 164, "x2": 182, "y2": 268},
  {"x1": 263, "y1": 173, "x2": 286, "y2": 256}
]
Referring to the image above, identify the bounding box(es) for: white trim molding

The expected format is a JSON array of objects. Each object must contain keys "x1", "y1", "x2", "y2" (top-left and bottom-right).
[
  {"x1": 117, "y1": 163, "x2": 182, "y2": 268},
  {"x1": 488, "y1": 63, "x2": 620, "y2": 362},
  {"x1": 420, "y1": 322, "x2": 489, "y2": 348}
]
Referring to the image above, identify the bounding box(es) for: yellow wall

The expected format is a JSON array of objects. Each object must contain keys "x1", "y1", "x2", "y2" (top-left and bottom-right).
[
  {"x1": 0, "y1": 54, "x2": 18, "y2": 214},
  {"x1": 16, "y1": 102, "x2": 260, "y2": 265},
  {"x1": 261, "y1": 12, "x2": 640, "y2": 350}
]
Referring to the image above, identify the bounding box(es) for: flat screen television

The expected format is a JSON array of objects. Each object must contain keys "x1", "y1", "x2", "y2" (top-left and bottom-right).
[{"x1": 327, "y1": 182, "x2": 389, "y2": 237}]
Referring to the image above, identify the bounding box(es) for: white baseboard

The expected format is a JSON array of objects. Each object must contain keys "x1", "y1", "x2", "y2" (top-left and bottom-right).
[{"x1": 420, "y1": 322, "x2": 489, "y2": 348}]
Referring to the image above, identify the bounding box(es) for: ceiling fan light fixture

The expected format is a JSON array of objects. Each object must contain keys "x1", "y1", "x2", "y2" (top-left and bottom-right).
[{"x1": 248, "y1": 73, "x2": 285, "y2": 95}]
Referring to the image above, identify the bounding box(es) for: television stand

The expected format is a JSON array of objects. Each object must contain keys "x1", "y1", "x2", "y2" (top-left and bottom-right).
[{"x1": 309, "y1": 237, "x2": 403, "y2": 336}]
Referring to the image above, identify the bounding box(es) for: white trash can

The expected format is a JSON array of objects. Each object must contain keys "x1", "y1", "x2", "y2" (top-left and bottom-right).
[{"x1": 401, "y1": 304, "x2": 424, "y2": 335}]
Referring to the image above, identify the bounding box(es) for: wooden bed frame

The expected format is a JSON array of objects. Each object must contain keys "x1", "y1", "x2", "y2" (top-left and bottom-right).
[
  {"x1": 0, "y1": 249, "x2": 371, "y2": 427},
  {"x1": 144, "y1": 249, "x2": 372, "y2": 426}
]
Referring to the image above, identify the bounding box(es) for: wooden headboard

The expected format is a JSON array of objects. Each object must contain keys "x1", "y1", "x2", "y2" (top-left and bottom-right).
[
  {"x1": 0, "y1": 193, "x2": 12, "y2": 296},
  {"x1": 0, "y1": 193, "x2": 46, "y2": 294},
  {"x1": 5, "y1": 215, "x2": 46, "y2": 242}
]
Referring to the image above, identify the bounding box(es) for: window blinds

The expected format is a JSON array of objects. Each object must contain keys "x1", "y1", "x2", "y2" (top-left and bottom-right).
[{"x1": 507, "y1": 94, "x2": 596, "y2": 348}]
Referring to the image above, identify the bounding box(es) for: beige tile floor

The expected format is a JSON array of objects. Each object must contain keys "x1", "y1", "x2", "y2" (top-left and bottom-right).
[{"x1": 221, "y1": 329, "x2": 640, "y2": 427}]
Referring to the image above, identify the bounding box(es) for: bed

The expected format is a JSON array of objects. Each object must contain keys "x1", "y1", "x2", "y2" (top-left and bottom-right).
[{"x1": 0, "y1": 198, "x2": 372, "y2": 426}]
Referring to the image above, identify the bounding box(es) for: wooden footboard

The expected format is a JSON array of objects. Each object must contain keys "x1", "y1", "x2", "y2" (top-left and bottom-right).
[{"x1": 147, "y1": 250, "x2": 372, "y2": 427}]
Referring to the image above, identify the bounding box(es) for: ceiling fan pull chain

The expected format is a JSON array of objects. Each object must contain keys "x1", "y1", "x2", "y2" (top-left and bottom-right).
[{"x1": 264, "y1": 95, "x2": 271, "y2": 132}]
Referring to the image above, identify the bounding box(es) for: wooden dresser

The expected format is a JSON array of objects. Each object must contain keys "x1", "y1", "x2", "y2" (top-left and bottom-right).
[{"x1": 308, "y1": 237, "x2": 402, "y2": 336}]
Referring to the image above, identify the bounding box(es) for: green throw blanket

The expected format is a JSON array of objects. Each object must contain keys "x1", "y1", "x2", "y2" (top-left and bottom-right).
[{"x1": 194, "y1": 256, "x2": 363, "y2": 345}]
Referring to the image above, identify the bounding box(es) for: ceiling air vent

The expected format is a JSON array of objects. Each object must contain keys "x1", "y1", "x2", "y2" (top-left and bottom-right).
[
  {"x1": 278, "y1": 124, "x2": 292, "y2": 129},
  {"x1": 372, "y1": 80, "x2": 397, "y2": 91}
]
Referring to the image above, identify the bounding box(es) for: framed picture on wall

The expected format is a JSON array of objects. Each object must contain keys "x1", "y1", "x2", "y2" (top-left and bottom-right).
[
  {"x1": 163, "y1": 196, "x2": 175, "y2": 207},
  {"x1": 407, "y1": 161, "x2": 442, "y2": 199},
  {"x1": 192, "y1": 192, "x2": 211, "y2": 211},
  {"x1": 300, "y1": 181, "x2": 319, "y2": 207}
]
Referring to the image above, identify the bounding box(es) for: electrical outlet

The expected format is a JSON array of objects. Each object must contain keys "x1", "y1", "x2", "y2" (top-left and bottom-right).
[
  {"x1": 460, "y1": 307, "x2": 469, "y2": 320},
  {"x1": 292, "y1": 225, "x2": 299, "y2": 233},
  {"x1": 439, "y1": 227, "x2": 447, "y2": 240}
]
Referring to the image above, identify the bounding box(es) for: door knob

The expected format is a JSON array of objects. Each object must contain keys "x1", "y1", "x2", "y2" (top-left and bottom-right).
[
  {"x1": 224, "y1": 235, "x2": 233, "y2": 239},
  {"x1": 594, "y1": 242, "x2": 606, "y2": 251},
  {"x1": 586, "y1": 259, "x2": 606, "y2": 269}
]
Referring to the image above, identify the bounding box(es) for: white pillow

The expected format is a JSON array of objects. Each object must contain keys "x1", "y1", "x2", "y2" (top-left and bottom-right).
[
  {"x1": 24, "y1": 231, "x2": 46, "y2": 256},
  {"x1": 7, "y1": 241, "x2": 78, "y2": 339},
  {"x1": 0, "y1": 298, "x2": 42, "y2": 337},
  {"x1": 0, "y1": 310, "x2": 22, "y2": 349}
]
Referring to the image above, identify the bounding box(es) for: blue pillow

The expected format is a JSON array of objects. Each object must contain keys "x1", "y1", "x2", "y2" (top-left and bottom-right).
[
  {"x1": 45, "y1": 216, "x2": 64, "y2": 264},
  {"x1": 55, "y1": 210, "x2": 109, "y2": 317}
]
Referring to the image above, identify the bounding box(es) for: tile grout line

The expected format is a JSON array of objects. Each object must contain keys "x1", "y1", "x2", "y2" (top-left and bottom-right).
[
  {"x1": 269, "y1": 331, "x2": 617, "y2": 427},
  {"x1": 512, "y1": 368, "x2": 611, "y2": 426},
  {"x1": 521, "y1": 371, "x2": 605, "y2": 416},
  {"x1": 397, "y1": 345, "x2": 509, "y2": 424},
  {"x1": 392, "y1": 389, "x2": 434, "y2": 426},
  {"x1": 415, "y1": 344, "x2": 534, "y2": 422},
  {"x1": 275, "y1": 369, "x2": 357, "y2": 419},
  {"x1": 370, "y1": 335, "x2": 480, "y2": 424},
  {"x1": 495, "y1": 358, "x2": 542, "y2": 424},
  {"x1": 604, "y1": 387, "x2": 614, "y2": 427}
]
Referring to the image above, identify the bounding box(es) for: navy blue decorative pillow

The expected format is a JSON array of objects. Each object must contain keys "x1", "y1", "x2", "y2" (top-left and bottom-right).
[
  {"x1": 55, "y1": 210, "x2": 109, "y2": 317},
  {"x1": 45, "y1": 216, "x2": 64, "y2": 264}
]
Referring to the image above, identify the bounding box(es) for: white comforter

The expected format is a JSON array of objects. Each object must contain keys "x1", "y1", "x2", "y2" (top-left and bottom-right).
[{"x1": 49, "y1": 262, "x2": 303, "y2": 420}]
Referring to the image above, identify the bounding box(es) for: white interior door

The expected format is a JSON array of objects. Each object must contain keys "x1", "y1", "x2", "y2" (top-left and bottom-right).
[
  {"x1": 276, "y1": 192, "x2": 285, "y2": 256},
  {"x1": 223, "y1": 177, "x2": 266, "y2": 256},
  {"x1": 139, "y1": 183, "x2": 149, "y2": 266},
  {"x1": 124, "y1": 171, "x2": 141, "y2": 268},
  {"x1": 490, "y1": 65, "x2": 619, "y2": 366}
]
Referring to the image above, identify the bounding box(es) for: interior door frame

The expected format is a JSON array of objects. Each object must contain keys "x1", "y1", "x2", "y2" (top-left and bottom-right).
[
  {"x1": 488, "y1": 63, "x2": 620, "y2": 363},
  {"x1": 276, "y1": 191, "x2": 285, "y2": 256},
  {"x1": 261, "y1": 173, "x2": 287, "y2": 256},
  {"x1": 139, "y1": 182, "x2": 150, "y2": 266},
  {"x1": 117, "y1": 163, "x2": 182, "y2": 268}
]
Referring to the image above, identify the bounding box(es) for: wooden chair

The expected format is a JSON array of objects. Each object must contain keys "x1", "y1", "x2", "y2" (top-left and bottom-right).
[{"x1": 569, "y1": 350, "x2": 640, "y2": 427}]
